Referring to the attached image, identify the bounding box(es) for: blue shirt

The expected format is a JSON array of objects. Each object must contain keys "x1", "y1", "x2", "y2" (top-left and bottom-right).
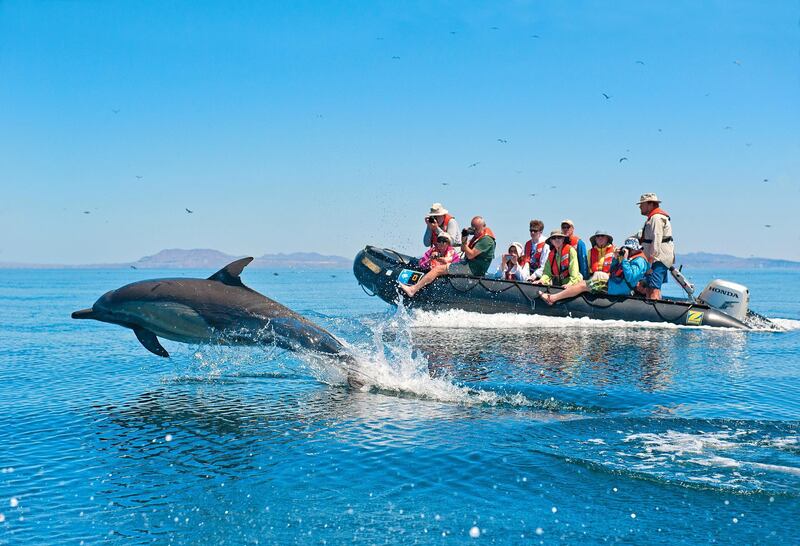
[
  {"x1": 607, "y1": 256, "x2": 649, "y2": 296},
  {"x1": 575, "y1": 238, "x2": 589, "y2": 280}
]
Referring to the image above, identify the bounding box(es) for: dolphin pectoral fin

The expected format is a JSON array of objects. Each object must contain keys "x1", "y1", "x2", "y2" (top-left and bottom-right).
[
  {"x1": 207, "y1": 257, "x2": 254, "y2": 287},
  {"x1": 133, "y1": 327, "x2": 170, "y2": 357}
]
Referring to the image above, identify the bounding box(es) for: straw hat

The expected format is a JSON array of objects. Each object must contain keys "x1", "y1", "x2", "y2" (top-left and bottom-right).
[
  {"x1": 636, "y1": 193, "x2": 661, "y2": 205},
  {"x1": 545, "y1": 230, "x2": 569, "y2": 244},
  {"x1": 589, "y1": 230, "x2": 614, "y2": 247},
  {"x1": 426, "y1": 203, "x2": 449, "y2": 216}
]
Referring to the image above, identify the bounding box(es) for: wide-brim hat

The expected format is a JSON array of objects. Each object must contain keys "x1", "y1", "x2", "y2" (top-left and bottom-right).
[
  {"x1": 426, "y1": 202, "x2": 449, "y2": 216},
  {"x1": 546, "y1": 230, "x2": 569, "y2": 244},
  {"x1": 590, "y1": 230, "x2": 614, "y2": 247},
  {"x1": 636, "y1": 193, "x2": 661, "y2": 205},
  {"x1": 560, "y1": 218, "x2": 575, "y2": 228}
]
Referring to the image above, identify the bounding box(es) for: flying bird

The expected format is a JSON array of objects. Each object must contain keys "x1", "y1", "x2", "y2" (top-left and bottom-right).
[
  {"x1": 529, "y1": 193, "x2": 537, "y2": 197},
  {"x1": 764, "y1": 224, "x2": 772, "y2": 228},
  {"x1": 763, "y1": 178, "x2": 769, "y2": 183},
  {"x1": 497, "y1": 138, "x2": 508, "y2": 143},
  {"x1": 83, "y1": 211, "x2": 91, "y2": 214},
  {"x1": 450, "y1": 31, "x2": 457, "y2": 35},
  {"x1": 733, "y1": 60, "x2": 742, "y2": 66},
  {"x1": 391, "y1": 56, "x2": 400, "y2": 60},
  {"x1": 441, "y1": 182, "x2": 449, "y2": 186},
  {"x1": 135, "y1": 175, "x2": 143, "y2": 179},
  {"x1": 468, "y1": 161, "x2": 480, "y2": 168},
  {"x1": 550, "y1": 185, "x2": 557, "y2": 189},
  {"x1": 724, "y1": 126, "x2": 733, "y2": 130},
  {"x1": 185, "y1": 208, "x2": 193, "y2": 214},
  {"x1": 130, "y1": 265, "x2": 138, "y2": 270},
  {"x1": 490, "y1": 26, "x2": 499, "y2": 30},
  {"x1": 273, "y1": 272, "x2": 279, "y2": 276},
  {"x1": 111, "y1": 109, "x2": 120, "y2": 114},
  {"x1": 619, "y1": 157, "x2": 629, "y2": 163},
  {"x1": 602, "y1": 93, "x2": 611, "y2": 100},
  {"x1": 530, "y1": 34, "x2": 540, "y2": 39},
  {"x1": 635, "y1": 60, "x2": 645, "y2": 65}
]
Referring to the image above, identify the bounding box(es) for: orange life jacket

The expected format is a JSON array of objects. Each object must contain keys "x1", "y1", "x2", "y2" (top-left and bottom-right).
[
  {"x1": 468, "y1": 227, "x2": 496, "y2": 249},
  {"x1": 590, "y1": 245, "x2": 615, "y2": 274},
  {"x1": 547, "y1": 243, "x2": 573, "y2": 286},
  {"x1": 568, "y1": 235, "x2": 580, "y2": 248},
  {"x1": 524, "y1": 239, "x2": 546, "y2": 270}
]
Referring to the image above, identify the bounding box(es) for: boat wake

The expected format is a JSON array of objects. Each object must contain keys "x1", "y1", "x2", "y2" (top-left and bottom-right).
[{"x1": 409, "y1": 308, "x2": 796, "y2": 332}]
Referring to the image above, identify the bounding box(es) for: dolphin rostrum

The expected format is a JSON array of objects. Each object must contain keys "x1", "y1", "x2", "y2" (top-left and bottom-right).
[{"x1": 71, "y1": 258, "x2": 352, "y2": 362}]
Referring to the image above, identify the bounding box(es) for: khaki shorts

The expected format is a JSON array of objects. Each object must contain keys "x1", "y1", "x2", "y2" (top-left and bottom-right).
[{"x1": 586, "y1": 278, "x2": 608, "y2": 294}]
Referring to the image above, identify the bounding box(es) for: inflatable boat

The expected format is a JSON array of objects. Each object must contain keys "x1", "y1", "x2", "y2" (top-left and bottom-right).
[{"x1": 354, "y1": 246, "x2": 775, "y2": 330}]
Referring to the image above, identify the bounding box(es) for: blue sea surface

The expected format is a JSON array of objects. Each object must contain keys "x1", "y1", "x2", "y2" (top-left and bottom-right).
[{"x1": 1, "y1": 267, "x2": 799, "y2": 544}]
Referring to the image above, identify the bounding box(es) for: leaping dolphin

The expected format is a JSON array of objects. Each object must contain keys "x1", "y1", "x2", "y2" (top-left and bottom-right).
[{"x1": 71, "y1": 258, "x2": 352, "y2": 364}]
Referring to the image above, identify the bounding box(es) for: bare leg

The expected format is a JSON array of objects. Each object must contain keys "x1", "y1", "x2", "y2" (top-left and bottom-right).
[
  {"x1": 646, "y1": 288, "x2": 662, "y2": 300},
  {"x1": 540, "y1": 281, "x2": 588, "y2": 305},
  {"x1": 398, "y1": 264, "x2": 448, "y2": 298}
]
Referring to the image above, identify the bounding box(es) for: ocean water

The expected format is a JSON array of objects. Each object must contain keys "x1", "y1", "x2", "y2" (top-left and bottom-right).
[{"x1": 1, "y1": 266, "x2": 798, "y2": 544}]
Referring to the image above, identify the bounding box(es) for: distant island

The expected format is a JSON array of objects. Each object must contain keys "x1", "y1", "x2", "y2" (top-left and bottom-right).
[
  {"x1": 0, "y1": 248, "x2": 351, "y2": 269},
  {"x1": 1, "y1": 249, "x2": 799, "y2": 270}
]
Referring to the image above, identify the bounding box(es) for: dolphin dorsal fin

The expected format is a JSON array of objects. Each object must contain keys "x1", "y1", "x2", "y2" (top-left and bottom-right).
[{"x1": 208, "y1": 257, "x2": 254, "y2": 286}]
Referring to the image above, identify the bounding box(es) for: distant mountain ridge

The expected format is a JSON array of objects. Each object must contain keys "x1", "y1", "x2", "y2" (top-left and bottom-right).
[
  {"x1": 0, "y1": 248, "x2": 351, "y2": 269},
  {"x1": 678, "y1": 252, "x2": 800, "y2": 270},
  {"x1": 1, "y1": 249, "x2": 798, "y2": 270}
]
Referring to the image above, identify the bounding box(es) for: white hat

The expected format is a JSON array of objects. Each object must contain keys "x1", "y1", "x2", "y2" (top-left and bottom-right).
[
  {"x1": 508, "y1": 242, "x2": 524, "y2": 256},
  {"x1": 434, "y1": 232, "x2": 452, "y2": 243},
  {"x1": 636, "y1": 193, "x2": 661, "y2": 204},
  {"x1": 560, "y1": 219, "x2": 575, "y2": 229},
  {"x1": 427, "y1": 203, "x2": 449, "y2": 216}
]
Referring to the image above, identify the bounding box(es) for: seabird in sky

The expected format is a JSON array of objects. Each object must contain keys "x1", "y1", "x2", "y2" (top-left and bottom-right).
[
  {"x1": 497, "y1": 138, "x2": 508, "y2": 143},
  {"x1": 619, "y1": 157, "x2": 629, "y2": 163},
  {"x1": 185, "y1": 208, "x2": 193, "y2": 214},
  {"x1": 467, "y1": 161, "x2": 480, "y2": 168}
]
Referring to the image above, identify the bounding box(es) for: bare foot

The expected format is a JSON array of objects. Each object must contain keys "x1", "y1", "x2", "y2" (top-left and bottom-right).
[
  {"x1": 539, "y1": 292, "x2": 555, "y2": 306},
  {"x1": 398, "y1": 283, "x2": 416, "y2": 298}
]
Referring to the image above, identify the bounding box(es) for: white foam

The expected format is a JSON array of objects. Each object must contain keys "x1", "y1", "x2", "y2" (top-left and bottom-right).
[
  {"x1": 769, "y1": 318, "x2": 800, "y2": 331},
  {"x1": 624, "y1": 430, "x2": 739, "y2": 456},
  {"x1": 410, "y1": 309, "x2": 710, "y2": 331}
]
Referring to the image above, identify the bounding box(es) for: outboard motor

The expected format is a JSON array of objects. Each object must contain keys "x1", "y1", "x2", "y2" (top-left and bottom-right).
[{"x1": 697, "y1": 280, "x2": 750, "y2": 322}]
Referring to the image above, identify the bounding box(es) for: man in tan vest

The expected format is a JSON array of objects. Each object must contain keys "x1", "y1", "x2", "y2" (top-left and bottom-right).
[{"x1": 637, "y1": 193, "x2": 674, "y2": 300}]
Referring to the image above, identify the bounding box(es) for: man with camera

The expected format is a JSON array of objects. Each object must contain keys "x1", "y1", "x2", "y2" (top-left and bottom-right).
[
  {"x1": 399, "y1": 216, "x2": 495, "y2": 298},
  {"x1": 423, "y1": 203, "x2": 461, "y2": 248},
  {"x1": 539, "y1": 237, "x2": 649, "y2": 305}
]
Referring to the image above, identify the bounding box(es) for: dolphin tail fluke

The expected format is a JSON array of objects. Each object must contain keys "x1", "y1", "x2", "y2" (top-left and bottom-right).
[
  {"x1": 133, "y1": 327, "x2": 170, "y2": 357},
  {"x1": 71, "y1": 308, "x2": 95, "y2": 319}
]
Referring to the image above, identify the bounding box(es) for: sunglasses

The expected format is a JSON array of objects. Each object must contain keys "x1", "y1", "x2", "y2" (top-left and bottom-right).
[
  {"x1": 529, "y1": 228, "x2": 541, "y2": 232},
  {"x1": 436, "y1": 240, "x2": 449, "y2": 244},
  {"x1": 560, "y1": 225, "x2": 571, "y2": 230}
]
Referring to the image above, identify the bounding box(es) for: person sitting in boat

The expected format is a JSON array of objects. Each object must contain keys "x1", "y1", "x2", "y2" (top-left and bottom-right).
[
  {"x1": 524, "y1": 219, "x2": 550, "y2": 281},
  {"x1": 493, "y1": 242, "x2": 530, "y2": 281},
  {"x1": 560, "y1": 219, "x2": 590, "y2": 280},
  {"x1": 418, "y1": 232, "x2": 461, "y2": 271},
  {"x1": 531, "y1": 231, "x2": 582, "y2": 288},
  {"x1": 588, "y1": 230, "x2": 615, "y2": 281},
  {"x1": 636, "y1": 193, "x2": 674, "y2": 300},
  {"x1": 399, "y1": 216, "x2": 496, "y2": 298},
  {"x1": 423, "y1": 203, "x2": 461, "y2": 249},
  {"x1": 539, "y1": 237, "x2": 649, "y2": 305}
]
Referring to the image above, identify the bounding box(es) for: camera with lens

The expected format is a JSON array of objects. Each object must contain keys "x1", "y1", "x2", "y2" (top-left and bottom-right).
[
  {"x1": 462, "y1": 227, "x2": 475, "y2": 237},
  {"x1": 427, "y1": 216, "x2": 436, "y2": 224}
]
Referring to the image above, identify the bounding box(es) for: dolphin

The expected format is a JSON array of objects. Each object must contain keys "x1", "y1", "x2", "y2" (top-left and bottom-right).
[{"x1": 71, "y1": 257, "x2": 353, "y2": 364}]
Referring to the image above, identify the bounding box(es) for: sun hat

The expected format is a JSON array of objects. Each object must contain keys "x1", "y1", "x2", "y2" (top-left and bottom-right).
[
  {"x1": 427, "y1": 203, "x2": 449, "y2": 216},
  {"x1": 589, "y1": 230, "x2": 614, "y2": 247},
  {"x1": 435, "y1": 232, "x2": 452, "y2": 243},
  {"x1": 546, "y1": 230, "x2": 569, "y2": 244},
  {"x1": 508, "y1": 242, "x2": 524, "y2": 256},
  {"x1": 560, "y1": 219, "x2": 575, "y2": 228},
  {"x1": 636, "y1": 193, "x2": 661, "y2": 205},
  {"x1": 621, "y1": 237, "x2": 642, "y2": 251}
]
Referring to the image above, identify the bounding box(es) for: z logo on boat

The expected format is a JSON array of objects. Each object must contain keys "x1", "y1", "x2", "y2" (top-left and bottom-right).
[{"x1": 686, "y1": 310, "x2": 704, "y2": 326}]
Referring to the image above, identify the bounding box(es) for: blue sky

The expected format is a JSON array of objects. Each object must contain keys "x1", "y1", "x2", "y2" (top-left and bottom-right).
[{"x1": 1, "y1": 0, "x2": 798, "y2": 264}]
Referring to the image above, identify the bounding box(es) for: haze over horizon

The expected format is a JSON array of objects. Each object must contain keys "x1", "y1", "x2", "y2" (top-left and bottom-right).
[{"x1": 1, "y1": 1, "x2": 798, "y2": 264}]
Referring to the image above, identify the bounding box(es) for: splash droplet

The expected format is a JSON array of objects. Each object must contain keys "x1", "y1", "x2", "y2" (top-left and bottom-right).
[{"x1": 469, "y1": 526, "x2": 480, "y2": 538}]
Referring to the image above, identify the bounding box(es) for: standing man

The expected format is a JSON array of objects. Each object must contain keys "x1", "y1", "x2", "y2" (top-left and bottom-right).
[
  {"x1": 637, "y1": 193, "x2": 674, "y2": 300},
  {"x1": 423, "y1": 203, "x2": 461, "y2": 248},
  {"x1": 560, "y1": 219, "x2": 590, "y2": 280}
]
